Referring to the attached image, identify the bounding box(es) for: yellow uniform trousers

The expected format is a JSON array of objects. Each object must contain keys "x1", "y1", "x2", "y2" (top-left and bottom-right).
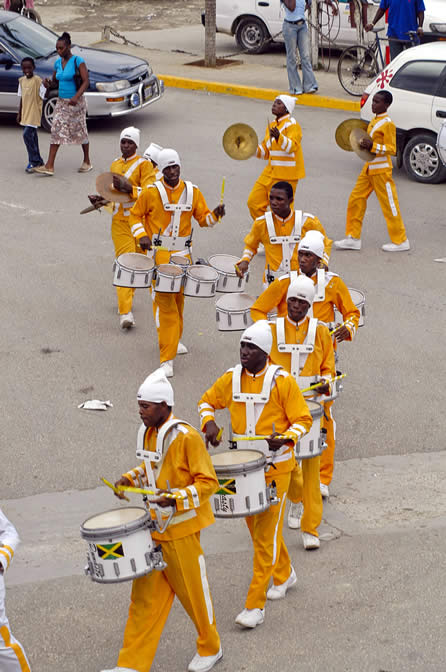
[
  {"x1": 117, "y1": 532, "x2": 220, "y2": 672},
  {"x1": 111, "y1": 216, "x2": 141, "y2": 315},
  {"x1": 320, "y1": 400, "x2": 336, "y2": 486},
  {"x1": 247, "y1": 178, "x2": 299, "y2": 220},
  {"x1": 245, "y1": 471, "x2": 292, "y2": 607},
  {"x1": 346, "y1": 168, "x2": 407, "y2": 244},
  {"x1": 287, "y1": 456, "x2": 322, "y2": 537},
  {"x1": 152, "y1": 289, "x2": 185, "y2": 363}
]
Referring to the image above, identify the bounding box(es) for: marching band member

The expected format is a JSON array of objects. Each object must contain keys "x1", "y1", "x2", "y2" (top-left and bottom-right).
[
  {"x1": 237, "y1": 180, "x2": 332, "y2": 286},
  {"x1": 89, "y1": 127, "x2": 156, "y2": 330},
  {"x1": 334, "y1": 90, "x2": 410, "y2": 252},
  {"x1": 198, "y1": 321, "x2": 312, "y2": 627},
  {"x1": 247, "y1": 96, "x2": 305, "y2": 221},
  {"x1": 128, "y1": 149, "x2": 226, "y2": 378},
  {"x1": 250, "y1": 232, "x2": 360, "y2": 497},
  {"x1": 0, "y1": 508, "x2": 32, "y2": 672},
  {"x1": 268, "y1": 275, "x2": 336, "y2": 549},
  {"x1": 104, "y1": 369, "x2": 222, "y2": 672},
  {"x1": 143, "y1": 142, "x2": 163, "y2": 180}
]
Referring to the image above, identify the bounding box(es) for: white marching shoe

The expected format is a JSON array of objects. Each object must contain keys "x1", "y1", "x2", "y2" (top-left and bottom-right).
[
  {"x1": 160, "y1": 360, "x2": 174, "y2": 378},
  {"x1": 235, "y1": 607, "x2": 265, "y2": 629},
  {"x1": 382, "y1": 239, "x2": 410, "y2": 252},
  {"x1": 302, "y1": 532, "x2": 320, "y2": 550},
  {"x1": 334, "y1": 236, "x2": 361, "y2": 250},
  {"x1": 187, "y1": 647, "x2": 223, "y2": 672},
  {"x1": 119, "y1": 312, "x2": 135, "y2": 329},
  {"x1": 100, "y1": 667, "x2": 137, "y2": 672},
  {"x1": 287, "y1": 502, "x2": 303, "y2": 529},
  {"x1": 177, "y1": 342, "x2": 188, "y2": 355},
  {"x1": 320, "y1": 483, "x2": 329, "y2": 499},
  {"x1": 266, "y1": 566, "x2": 297, "y2": 600}
]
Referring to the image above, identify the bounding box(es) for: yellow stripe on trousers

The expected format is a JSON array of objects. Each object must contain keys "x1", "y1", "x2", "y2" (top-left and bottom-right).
[{"x1": 0, "y1": 625, "x2": 31, "y2": 672}]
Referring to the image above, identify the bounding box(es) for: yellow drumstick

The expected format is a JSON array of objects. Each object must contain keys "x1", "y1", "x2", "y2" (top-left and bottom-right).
[
  {"x1": 329, "y1": 320, "x2": 348, "y2": 336},
  {"x1": 235, "y1": 435, "x2": 287, "y2": 442},
  {"x1": 101, "y1": 477, "x2": 130, "y2": 502},
  {"x1": 218, "y1": 176, "x2": 225, "y2": 223},
  {"x1": 216, "y1": 427, "x2": 224, "y2": 441},
  {"x1": 301, "y1": 373, "x2": 347, "y2": 394},
  {"x1": 117, "y1": 485, "x2": 185, "y2": 500}
]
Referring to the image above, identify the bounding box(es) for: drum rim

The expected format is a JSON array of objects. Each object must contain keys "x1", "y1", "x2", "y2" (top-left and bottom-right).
[
  {"x1": 80, "y1": 506, "x2": 151, "y2": 539},
  {"x1": 211, "y1": 449, "x2": 266, "y2": 474},
  {"x1": 208, "y1": 253, "x2": 242, "y2": 276},
  {"x1": 186, "y1": 266, "x2": 219, "y2": 282},
  {"x1": 216, "y1": 293, "x2": 255, "y2": 311},
  {"x1": 156, "y1": 263, "x2": 185, "y2": 277},
  {"x1": 306, "y1": 400, "x2": 324, "y2": 419},
  {"x1": 115, "y1": 254, "x2": 155, "y2": 272},
  {"x1": 213, "y1": 504, "x2": 269, "y2": 518},
  {"x1": 170, "y1": 256, "x2": 191, "y2": 266},
  {"x1": 347, "y1": 287, "x2": 365, "y2": 303}
]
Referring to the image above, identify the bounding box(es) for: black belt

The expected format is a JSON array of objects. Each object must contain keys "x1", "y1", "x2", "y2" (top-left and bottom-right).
[{"x1": 285, "y1": 19, "x2": 305, "y2": 25}]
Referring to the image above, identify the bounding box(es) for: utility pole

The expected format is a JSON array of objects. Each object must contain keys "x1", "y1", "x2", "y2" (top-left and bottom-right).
[
  {"x1": 309, "y1": 0, "x2": 319, "y2": 69},
  {"x1": 204, "y1": 0, "x2": 217, "y2": 67}
]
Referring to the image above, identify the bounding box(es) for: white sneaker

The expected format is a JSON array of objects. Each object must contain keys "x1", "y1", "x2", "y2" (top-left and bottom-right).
[
  {"x1": 382, "y1": 239, "x2": 410, "y2": 252},
  {"x1": 188, "y1": 647, "x2": 223, "y2": 672},
  {"x1": 334, "y1": 236, "x2": 361, "y2": 250},
  {"x1": 302, "y1": 532, "x2": 320, "y2": 550},
  {"x1": 119, "y1": 312, "x2": 135, "y2": 330},
  {"x1": 100, "y1": 667, "x2": 137, "y2": 672},
  {"x1": 160, "y1": 360, "x2": 174, "y2": 378},
  {"x1": 266, "y1": 566, "x2": 297, "y2": 600},
  {"x1": 287, "y1": 502, "x2": 303, "y2": 529},
  {"x1": 235, "y1": 607, "x2": 265, "y2": 628},
  {"x1": 320, "y1": 483, "x2": 329, "y2": 499},
  {"x1": 177, "y1": 342, "x2": 188, "y2": 355}
]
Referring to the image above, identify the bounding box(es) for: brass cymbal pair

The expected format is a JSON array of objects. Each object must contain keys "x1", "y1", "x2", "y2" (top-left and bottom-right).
[
  {"x1": 222, "y1": 123, "x2": 258, "y2": 160},
  {"x1": 335, "y1": 118, "x2": 374, "y2": 161}
]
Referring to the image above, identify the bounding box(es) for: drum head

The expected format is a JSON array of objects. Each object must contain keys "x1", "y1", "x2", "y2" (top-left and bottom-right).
[
  {"x1": 117, "y1": 253, "x2": 154, "y2": 271},
  {"x1": 170, "y1": 255, "x2": 190, "y2": 267},
  {"x1": 216, "y1": 293, "x2": 255, "y2": 311},
  {"x1": 212, "y1": 449, "x2": 264, "y2": 466},
  {"x1": 307, "y1": 400, "x2": 323, "y2": 420},
  {"x1": 188, "y1": 265, "x2": 219, "y2": 281},
  {"x1": 157, "y1": 263, "x2": 184, "y2": 277},
  {"x1": 82, "y1": 507, "x2": 147, "y2": 530},
  {"x1": 347, "y1": 287, "x2": 365, "y2": 306},
  {"x1": 208, "y1": 254, "x2": 240, "y2": 274}
]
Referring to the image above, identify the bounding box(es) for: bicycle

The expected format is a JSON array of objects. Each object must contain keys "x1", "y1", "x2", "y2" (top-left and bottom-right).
[
  {"x1": 337, "y1": 28, "x2": 418, "y2": 97},
  {"x1": 6, "y1": 0, "x2": 42, "y2": 23}
]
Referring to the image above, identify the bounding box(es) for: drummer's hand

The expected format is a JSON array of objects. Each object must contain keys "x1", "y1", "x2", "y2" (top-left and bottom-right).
[
  {"x1": 236, "y1": 260, "x2": 249, "y2": 277},
  {"x1": 139, "y1": 236, "x2": 152, "y2": 251},
  {"x1": 334, "y1": 325, "x2": 350, "y2": 342},
  {"x1": 153, "y1": 493, "x2": 176, "y2": 508},
  {"x1": 364, "y1": 23, "x2": 373, "y2": 32},
  {"x1": 359, "y1": 137, "x2": 373, "y2": 150},
  {"x1": 203, "y1": 420, "x2": 221, "y2": 449},
  {"x1": 88, "y1": 194, "x2": 103, "y2": 206},
  {"x1": 266, "y1": 432, "x2": 289, "y2": 452},
  {"x1": 314, "y1": 381, "x2": 330, "y2": 395},
  {"x1": 114, "y1": 477, "x2": 132, "y2": 499},
  {"x1": 213, "y1": 204, "x2": 225, "y2": 219},
  {"x1": 269, "y1": 126, "x2": 280, "y2": 141},
  {"x1": 112, "y1": 174, "x2": 133, "y2": 194}
]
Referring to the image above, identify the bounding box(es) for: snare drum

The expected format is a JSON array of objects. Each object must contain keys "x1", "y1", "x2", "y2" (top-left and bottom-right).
[
  {"x1": 170, "y1": 255, "x2": 190, "y2": 270},
  {"x1": 183, "y1": 265, "x2": 219, "y2": 298},
  {"x1": 211, "y1": 450, "x2": 269, "y2": 518},
  {"x1": 208, "y1": 254, "x2": 248, "y2": 292},
  {"x1": 113, "y1": 253, "x2": 155, "y2": 288},
  {"x1": 155, "y1": 264, "x2": 184, "y2": 293},
  {"x1": 80, "y1": 507, "x2": 163, "y2": 584},
  {"x1": 295, "y1": 401, "x2": 325, "y2": 459},
  {"x1": 334, "y1": 287, "x2": 365, "y2": 327},
  {"x1": 215, "y1": 293, "x2": 255, "y2": 331},
  {"x1": 437, "y1": 121, "x2": 446, "y2": 166}
]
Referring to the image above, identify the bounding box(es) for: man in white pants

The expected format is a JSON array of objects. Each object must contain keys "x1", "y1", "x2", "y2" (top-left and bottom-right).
[{"x1": 0, "y1": 508, "x2": 31, "y2": 672}]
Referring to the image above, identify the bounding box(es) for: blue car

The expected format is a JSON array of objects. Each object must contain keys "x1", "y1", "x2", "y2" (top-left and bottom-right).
[{"x1": 0, "y1": 10, "x2": 164, "y2": 130}]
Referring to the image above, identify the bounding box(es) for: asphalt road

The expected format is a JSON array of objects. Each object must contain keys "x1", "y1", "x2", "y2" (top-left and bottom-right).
[{"x1": 1, "y1": 89, "x2": 445, "y2": 672}]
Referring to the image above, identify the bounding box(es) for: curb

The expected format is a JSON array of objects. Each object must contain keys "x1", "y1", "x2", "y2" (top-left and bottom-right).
[{"x1": 157, "y1": 75, "x2": 361, "y2": 112}]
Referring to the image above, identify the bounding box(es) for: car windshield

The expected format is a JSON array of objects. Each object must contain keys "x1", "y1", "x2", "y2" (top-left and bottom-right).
[{"x1": 0, "y1": 15, "x2": 57, "y2": 60}]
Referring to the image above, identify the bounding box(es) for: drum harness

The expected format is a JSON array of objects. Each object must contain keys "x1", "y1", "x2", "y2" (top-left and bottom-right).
[
  {"x1": 152, "y1": 180, "x2": 194, "y2": 257},
  {"x1": 265, "y1": 210, "x2": 313, "y2": 282}
]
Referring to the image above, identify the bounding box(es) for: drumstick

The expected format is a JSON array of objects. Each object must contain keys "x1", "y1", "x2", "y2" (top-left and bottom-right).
[
  {"x1": 234, "y1": 263, "x2": 243, "y2": 278},
  {"x1": 216, "y1": 427, "x2": 224, "y2": 441},
  {"x1": 300, "y1": 373, "x2": 347, "y2": 394},
  {"x1": 329, "y1": 320, "x2": 348, "y2": 336},
  {"x1": 235, "y1": 435, "x2": 288, "y2": 442},
  {"x1": 101, "y1": 477, "x2": 130, "y2": 502},
  {"x1": 117, "y1": 485, "x2": 185, "y2": 500},
  {"x1": 218, "y1": 177, "x2": 225, "y2": 223}
]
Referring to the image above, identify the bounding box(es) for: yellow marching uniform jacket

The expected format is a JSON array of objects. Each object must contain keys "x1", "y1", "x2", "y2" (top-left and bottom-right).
[
  {"x1": 256, "y1": 115, "x2": 305, "y2": 185},
  {"x1": 116, "y1": 414, "x2": 221, "y2": 671},
  {"x1": 365, "y1": 113, "x2": 396, "y2": 174},
  {"x1": 240, "y1": 209, "x2": 332, "y2": 282}
]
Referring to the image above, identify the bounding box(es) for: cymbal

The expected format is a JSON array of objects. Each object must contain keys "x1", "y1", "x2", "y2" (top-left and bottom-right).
[
  {"x1": 349, "y1": 127, "x2": 375, "y2": 162},
  {"x1": 222, "y1": 123, "x2": 258, "y2": 160},
  {"x1": 96, "y1": 172, "x2": 134, "y2": 203},
  {"x1": 335, "y1": 118, "x2": 368, "y2": 152}
]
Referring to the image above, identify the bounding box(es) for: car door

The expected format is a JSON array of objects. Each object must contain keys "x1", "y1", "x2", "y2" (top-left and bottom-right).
[
  {"x1": 431, "y1": 64, "x2": 446, "y2": 131},
  {"x1": 255, "y1": 0, "x2": 284, "y2": 40},
  {"x1": 0, "y1": 47, "x2": 21, "y2": 113},
  {"x1": 390, "y1": 59, "x2": 446, "y2": 132}
]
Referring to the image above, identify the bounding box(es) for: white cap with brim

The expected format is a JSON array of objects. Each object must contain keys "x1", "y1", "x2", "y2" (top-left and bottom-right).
[
  {"x1": 137, "y1": 368, "x2": 174, "y2": 406},
  {"x1": 277, "y1": 94, "x2": 296, "y2": 114},
  {"x1": 286, "y1": 274, "x2": 315, "y2": 305},
  {"x1": 240, "y1": 320, "x2": 272, "y2": 356},
  {"x1": 143, "y1": 142, "x2": 163, "y2": 163},
  {"x1": 298, "y1": 231, "x2": 324, "y2": 259},
  {"x1": 120, "y1": 126, "x2": 140, "y2": 148},
  {"x1": 158, "y1": 148, "x2": 181, "y2": 173}
]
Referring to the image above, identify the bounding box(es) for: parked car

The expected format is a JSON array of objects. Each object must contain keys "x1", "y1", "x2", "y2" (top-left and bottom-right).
[
  {"x1": 203, "y1": 0, "x2": 446, "y2": 55},
  {"x1": 360, "y1": 41, "x2": 446, "y2": 183},
  {"x1": 0, "y1": 10, "x2": 164, "y2": 131}
]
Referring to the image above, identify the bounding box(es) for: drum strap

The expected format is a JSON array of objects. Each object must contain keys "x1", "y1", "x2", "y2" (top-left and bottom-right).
[
  {"x1": 232, "y1": 364, "x2": 281, "y2": 435},
  {"x1": 276, "y1": 317, "x2": 318, "y2": 378},
  {"x1": 136, "y1": 418, "x2": 193, "y2": 490},
  {"x1": 154, "y1": 180, "x2": 193, "y2": 239},
  {"x1": 265, "y1": 211, "x2": 302, "y2": 275}
]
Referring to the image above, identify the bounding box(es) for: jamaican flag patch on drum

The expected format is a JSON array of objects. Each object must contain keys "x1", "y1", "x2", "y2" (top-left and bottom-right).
[
  {"x1": 216, "y1": 478, "x2": 236, "y2": 495},
  {"x1": 97, "y1": 542, "x2": 124, "y2": 560}
]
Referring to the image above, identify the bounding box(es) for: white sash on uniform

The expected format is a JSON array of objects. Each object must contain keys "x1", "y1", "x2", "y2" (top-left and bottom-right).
[
  {"x1": 112, "y1": 157, "x2": 145, "y2": 216},
  {"x1": 276, "y1": 316, "x2": 318, "y2": 385},
  {"x1": 152, "y1": 180, "x2": 194, "y2": 252}
]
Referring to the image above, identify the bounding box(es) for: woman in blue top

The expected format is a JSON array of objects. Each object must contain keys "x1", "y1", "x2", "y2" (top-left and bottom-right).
[{"x1": 34, "y1": 32, "x2": 92, "y2": 176}]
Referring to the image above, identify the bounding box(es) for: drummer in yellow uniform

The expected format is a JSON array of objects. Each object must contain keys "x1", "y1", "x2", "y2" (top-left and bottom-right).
[
  {"x1": 237, "y1": 180, "x2": 332, "y2": 287},
  {"x1": 247, "y1": 96, "x2": 305, "y2": 221},
  {"x1": 268, "y1": 275, "x2": 335, "y2": 549},
  {"x1": 250, "y1": 231, "x2": 360, "y2": 498},
  {"x1": 103, "y1": 369, "x2": 222, "y2": 672},
  {"x1": 128, "y1": 148, "x2": 226, "y2": 378},
  {"x1": 198, "y1": 321, "x2": 312, "y2": 627}
]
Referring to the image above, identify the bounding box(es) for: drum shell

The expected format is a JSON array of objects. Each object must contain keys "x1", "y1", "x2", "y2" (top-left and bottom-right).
[
  {"x1": 80, "y1": 507, "x2": 156, "y2": 584},
  {"x1": 295, "y1": 401, "x2": 325, "y2": 459},
  {"x1": 170, "y1": 255, "x2": 190, "y2": 270},
  {"x1": 208, "y1": 254, "x2": 248, "y2": 293},
  {"x1": 334, "y1": 287, "x2": 365, "y2": 327},
  {"x1": 183, "y1": 265, "x2": 219, "y2": 298},
  {"x1": 437, "y1": 121, "x2": 446, "y2": 166},
  {"x1": 113, "y1": 254, "x2": 154, "y2": 288},
  {"x1": 155, "y1": 264, "x2": 185, "y2": 293},
  {"x1": 215, "y1": 293, "x2": 254, "y2": 331},
  {"x1": 211, "y1": 450, "x2": 269, "y2": 518}
]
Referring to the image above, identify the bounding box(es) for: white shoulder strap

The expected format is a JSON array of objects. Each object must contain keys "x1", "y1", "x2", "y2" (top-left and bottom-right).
[
  {"x1": 294, "y1": 210, "x2": 303, "y2": 236},
  {"x1": 124, "y1": 157, "x2": 144, "y2": 181},
  {"x1": 154, "y1": 180, "x2": 169, "y2": 207}
]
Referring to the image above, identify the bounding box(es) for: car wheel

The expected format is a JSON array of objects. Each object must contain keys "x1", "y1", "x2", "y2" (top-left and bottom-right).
[
  {"x1": 235, "y1": 18, "x2": 269, "y2": 54},
  {"x1": 41, "y1": 93, "x2": 58, "y2": 132},
  {"x1": 402, "y1": 133, "x2": 446, "y2": 184}
]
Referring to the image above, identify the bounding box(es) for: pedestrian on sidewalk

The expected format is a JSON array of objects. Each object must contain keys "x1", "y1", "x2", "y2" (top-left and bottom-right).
[
  {"x1": 34, "y1": 32, "x2": 91, "y2": 176},
  {"x1": 281, "y1": 0, "x2": 318, "y2": 95},
  {"x1": 365, "y1": 0, "x2": 425, "y2": 61},
  {"x1": 16, "y1": 57, "x2": 45, "y2": 173}
]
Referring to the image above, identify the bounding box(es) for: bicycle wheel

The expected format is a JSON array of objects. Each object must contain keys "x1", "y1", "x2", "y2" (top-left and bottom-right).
[{"x1": 337, "y1": 45, "x2": 379, "y2": 97}]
